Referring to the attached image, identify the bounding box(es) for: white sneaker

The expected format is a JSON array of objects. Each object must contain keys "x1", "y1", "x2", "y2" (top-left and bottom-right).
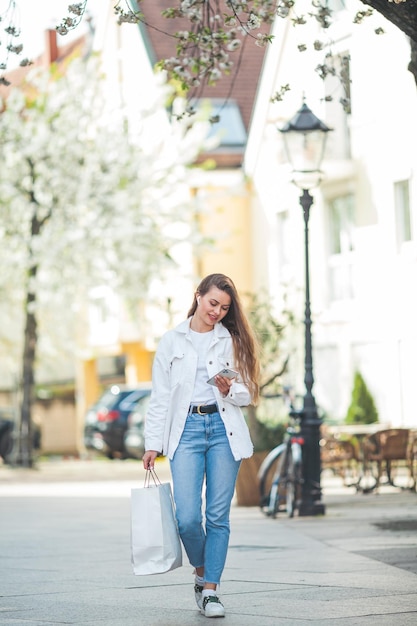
[
  {"x1": 201, "y1": 595, "x2": 225, "y2": 618},
  {"x1": 194, "y1": 583, "x2": 204, "y2": 610}
]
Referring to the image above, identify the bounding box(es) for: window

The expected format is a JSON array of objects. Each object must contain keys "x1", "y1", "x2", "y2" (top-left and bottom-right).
[
  {"x1": 329, "y1": 194, "x2": 355, "y2": 254},
  {"x1": 394, "y1": 179, "x2": 412, "y2": 250},
  {"x1": 200, "y1": 98, "x2": 247, "y2": 149},
  {"x1": 186, "y1": 98, "x2": 247, "y2": 165},
  {"x1": 327, "y1": 194, "x2": 355, "y2": 301}
]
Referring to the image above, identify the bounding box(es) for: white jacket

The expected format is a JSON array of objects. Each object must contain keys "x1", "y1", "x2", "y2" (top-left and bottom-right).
[{"x1": 145, "y1": 318, "x2": 254, "y2": 461}]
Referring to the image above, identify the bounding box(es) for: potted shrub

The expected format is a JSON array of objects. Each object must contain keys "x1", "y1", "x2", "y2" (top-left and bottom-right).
[{"x1": 235, "y1": 401, "x2": 287, "y2": 506}]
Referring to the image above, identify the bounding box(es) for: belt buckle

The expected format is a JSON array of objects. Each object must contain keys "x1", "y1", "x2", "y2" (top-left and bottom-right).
[{"x1": 197, "y1": 405, "x2": 204, "y2": 415}]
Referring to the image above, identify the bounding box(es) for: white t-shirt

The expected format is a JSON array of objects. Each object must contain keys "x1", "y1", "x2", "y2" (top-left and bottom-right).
[{"x1": 190, "y1": 329, "x2": 217, "y2": 405}]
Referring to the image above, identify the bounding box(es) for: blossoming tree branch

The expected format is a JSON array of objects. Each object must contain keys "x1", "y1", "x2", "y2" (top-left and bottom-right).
[{"x1": 1, "y1": 1, "x2": 416, "y2": 94}]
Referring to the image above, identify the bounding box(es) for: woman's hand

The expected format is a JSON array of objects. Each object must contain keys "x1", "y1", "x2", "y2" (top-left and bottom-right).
[
  {"x1": 142, "y1": 450, "x2": 158, "y2": 470},
  {"x1": 215, "y1": 374, "x2": 235, "y2": 397}
]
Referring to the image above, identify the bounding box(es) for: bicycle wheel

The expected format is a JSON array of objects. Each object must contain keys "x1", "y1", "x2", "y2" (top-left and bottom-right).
[
  {"x1": 268, "y1": 451, "x2": 287, "y2": 518},
  {"x1": 258, "y1": 444, "x2": 286, "y2": 517},
  {"x1": 285, "y1": 447, "x2": 302, "y2": 518}
]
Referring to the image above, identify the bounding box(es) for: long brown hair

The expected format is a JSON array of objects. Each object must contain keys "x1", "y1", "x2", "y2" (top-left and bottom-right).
[{"x1": 188, "y1": 274, "x2": 260, "y2": 404}]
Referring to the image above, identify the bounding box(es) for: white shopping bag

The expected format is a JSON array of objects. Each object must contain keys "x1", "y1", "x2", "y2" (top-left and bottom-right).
[{"x1": 130, "y1": 470, "x2": 183, "y2": 575}]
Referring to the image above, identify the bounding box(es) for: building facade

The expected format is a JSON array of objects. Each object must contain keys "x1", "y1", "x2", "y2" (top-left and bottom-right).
[{"x1": 245, "y1": 0, "x2": 417, "y2": 426}]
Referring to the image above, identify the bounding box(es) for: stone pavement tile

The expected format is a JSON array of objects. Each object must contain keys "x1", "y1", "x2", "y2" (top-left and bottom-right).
[
  {"x1": 223, "y1": 587, "x2": 417, "y2": 623},
  {"x1": 353, "y1": 546, "x2": 417, "y2": 574}
]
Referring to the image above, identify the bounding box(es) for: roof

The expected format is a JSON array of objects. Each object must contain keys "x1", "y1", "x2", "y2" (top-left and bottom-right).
[
  {"x1": 0, "y1": 30, "x2": 90, "y2": 101},
  {"x1": 139, "y1": 1, "x2": 269, "y2": 133}
]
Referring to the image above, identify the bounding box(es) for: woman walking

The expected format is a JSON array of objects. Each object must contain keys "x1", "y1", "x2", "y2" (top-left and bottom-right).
[{"x1": 143, "y1": 273, "x2": 260, "y2": 618}]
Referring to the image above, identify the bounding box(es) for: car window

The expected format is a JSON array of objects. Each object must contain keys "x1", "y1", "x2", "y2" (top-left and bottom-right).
[
  {"x1": 99, "y1": 388, "x2": 132, "y2": 407},
  {"x1": 132, "y1": 394, "x2": 151, "y2": 417},
  {"x1": 119, "y1": 390, "x2": 151, "y2": 412},
  {"x1": 128, "y1": 394, "x2": 151, "y2": 425},
  {"x1": 98, "y1": 390, "x2": 119, "y2": 406}
]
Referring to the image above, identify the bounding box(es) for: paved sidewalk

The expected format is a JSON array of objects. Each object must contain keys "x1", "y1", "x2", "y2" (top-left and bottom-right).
[{"x1": 1, "y1": 458, "x2": 417, "y2": 625}]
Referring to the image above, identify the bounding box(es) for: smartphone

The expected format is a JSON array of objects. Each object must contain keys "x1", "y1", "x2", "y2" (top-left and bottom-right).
[{"x1": 207, "y1": 368, "x2": 238, "y2": 386}]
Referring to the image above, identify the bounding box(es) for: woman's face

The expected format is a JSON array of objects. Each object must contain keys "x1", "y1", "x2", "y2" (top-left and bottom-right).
[{"x1": 195, "y1": 286, "x2": 231, "y2": 330}]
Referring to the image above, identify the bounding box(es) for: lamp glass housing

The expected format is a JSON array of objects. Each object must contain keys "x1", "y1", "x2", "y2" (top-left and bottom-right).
[{"x1": 280, "y1": 102, "x2": 331, "y2": 189}]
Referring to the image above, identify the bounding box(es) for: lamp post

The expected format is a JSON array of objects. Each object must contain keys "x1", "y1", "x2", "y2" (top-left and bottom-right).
[{"x1": 279, "y1": 101, "x2": 331, "y2": 516}]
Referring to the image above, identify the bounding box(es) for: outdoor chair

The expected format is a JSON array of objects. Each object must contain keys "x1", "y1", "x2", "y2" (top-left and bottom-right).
[
  {"x1": 409, "y1": 432, "x2": 417, "y2": 492},
  {"x1": 362, "y1": 428, "x2": 412, "y2": 490},
  {"x1": 320, "y1": 436, "x2": 360, "y2": 487}
]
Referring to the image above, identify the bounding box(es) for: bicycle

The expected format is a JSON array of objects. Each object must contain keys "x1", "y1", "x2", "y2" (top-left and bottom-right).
[{"x1": 258, "y1": 410, "x2": 304, "y2": 518}]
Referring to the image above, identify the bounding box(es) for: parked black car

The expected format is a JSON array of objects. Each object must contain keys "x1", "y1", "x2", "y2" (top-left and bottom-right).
[
  {"x1": 123, "y1": 392, "x2": 152, "y2": 459},
  {"x1": 84, "y1": 383, "x2": 152, "y2": 459},
  {"x1": 0, "y1": 408, "x2": 41, "y2": 464},
  {"x1": 0, "y1": 413, "x2": 14, "y2": 463}
]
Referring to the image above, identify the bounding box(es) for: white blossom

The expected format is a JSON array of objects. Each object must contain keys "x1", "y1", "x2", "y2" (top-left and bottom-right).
[
  {"x1": 247, "y1": 13, "x2": 261, "y2": 30},
  {"x1": 227, "y1": 39, "x2": 241, "y2": 51}
]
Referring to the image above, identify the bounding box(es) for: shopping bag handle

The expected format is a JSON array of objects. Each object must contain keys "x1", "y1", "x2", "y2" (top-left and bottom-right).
[{"x1": 144, "y1": 467, "x2": 161, "y2": 488}]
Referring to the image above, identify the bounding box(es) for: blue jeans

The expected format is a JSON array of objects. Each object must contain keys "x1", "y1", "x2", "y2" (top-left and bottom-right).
[{"x1": 170, "y1": 410, "x2": 241, "y2": 585}]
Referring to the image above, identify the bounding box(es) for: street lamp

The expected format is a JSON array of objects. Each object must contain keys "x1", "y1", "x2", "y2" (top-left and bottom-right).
[{"x1": 279, "y1": 101, "x2": 331, "y2": 516}]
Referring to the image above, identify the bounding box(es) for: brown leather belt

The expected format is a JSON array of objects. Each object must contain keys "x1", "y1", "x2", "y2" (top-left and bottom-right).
[{"x1": 190, "y1": 404, "x2": 218, "y2": 415}]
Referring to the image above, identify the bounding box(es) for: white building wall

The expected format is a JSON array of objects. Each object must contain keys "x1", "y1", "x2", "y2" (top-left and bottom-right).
[{"x1": 246, "y1": 1, "x2": 417, "y2": 426}]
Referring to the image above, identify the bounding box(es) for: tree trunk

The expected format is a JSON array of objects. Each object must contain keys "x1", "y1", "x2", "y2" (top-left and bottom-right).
[
  {"x1": 17, "y1": 268, "x2": 38, "y2": 468},
  {"x1": 16, "y1": 184, "x2": 43, "y2": 467},
  {"x1": 18, "y1": 302, "x2": 37, "y2": 467}
]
